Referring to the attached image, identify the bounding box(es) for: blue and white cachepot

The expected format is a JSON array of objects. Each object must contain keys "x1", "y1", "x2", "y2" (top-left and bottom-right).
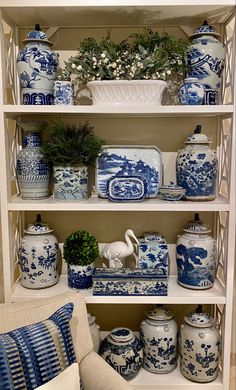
[
  {"x1": 53, "y1": 165, "x2": 88, "y2": 201},
  {"x1": 99, "y1": 327, "x2": 143, "y2": 380},
  {"x1": 18, "y1": 214, "x2": 59, "y2": 289},
  {"x1": 16, "y1": 121, "x2": 50, "y2": 200},
  {"x1": 178, "y1": 77, "x2": 205, "y2": 105},
  {"x1": 67, "y1": 263, "x2": 94, "y2": 289},
  {"x1": 53, "y1": 80, "x2": 74, "y2": 105},
  {"x1": 16, "y1": 24, "x2": 58, "y2": 105},
  {"x1": 187, "y1": 20, "x2": 225, "y2": 105},
  {"x1": 179, "y1": 305, "x2": 221, "y2": 382},
  {"x1": 140, "y1": 305, "x2": 177, "y2": 374},
  {"x1": 176, "y1": 213, "x2": 216, "y2": 290},
  {"x1": 176, "y1": 124, "x2": 218, "y2": 201}
]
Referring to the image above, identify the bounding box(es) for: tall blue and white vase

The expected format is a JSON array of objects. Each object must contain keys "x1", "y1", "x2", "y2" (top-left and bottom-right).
[
  {"x1": 53, "y1": 165, "x2": 88, "y2": 201},
  {"x1": 99, "y1": 327, "x2": 143, "y2": 380},
  {"x1": 67, "y1": 263, "x2": 94, "y2": 289},
  {"x1": 16, "y1": 24, "x2": 58, "y2": 105},
  {"x1": 176, "y1": 213, "x2": 217, "y2": 290},
  {"x1": 53, "y1": 80, "x2": 74, "y2": 105},
  {"x1": 18, "y1": 214, "x2": 59, "y2": 289},
  {"x1": 179, "y1": 77, "x2": 204, "y2": 105},
  {"x1": 187, "y1": 20, "x2": 225, "y2": 105},
  {"x1": 179, "y1": 305, "x2": 221, "y2": 382},
  {"x1": 16, "y1": 121, "x2": 50, "y2": 200},
  {"x1": 176, "y1": 124, "x2": 218, "y2": 201},
  {"x1": 140, "y1": 305, "x2": 177, "y2": 374}
]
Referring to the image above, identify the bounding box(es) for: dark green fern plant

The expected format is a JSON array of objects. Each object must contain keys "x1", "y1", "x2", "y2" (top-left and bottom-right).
[
  {"x1": 41, "y1": 120, "x2": 105, "y2": 166},
  {"x1": 63, "y1": 230, "x2": 99, "y2": 266}
]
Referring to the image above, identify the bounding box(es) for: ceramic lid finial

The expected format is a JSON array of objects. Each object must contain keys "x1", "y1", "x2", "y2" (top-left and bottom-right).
[
  {"x1": 35, "y1": 24, "x2": 41, "y2": 31},
  {"x1": 194, "y1": 125, "x2": 202, "y2": 134},
  {"x1": 194, "y1": 213, "x2": 200, "y2": 222},
  {"x1": 195, "y1": 304, "x2": 203, "y2": 313},
  {"x1": 35, "y1": 213, "x2": 42, "y2": 223},
  {"x1": 203, "y1": 20, "x2": 208, "y2": 26}
]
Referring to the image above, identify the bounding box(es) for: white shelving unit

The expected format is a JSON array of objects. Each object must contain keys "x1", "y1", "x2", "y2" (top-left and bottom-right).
[{"x1": 0, "y1": 2, "x2": 235, "y2": 389}]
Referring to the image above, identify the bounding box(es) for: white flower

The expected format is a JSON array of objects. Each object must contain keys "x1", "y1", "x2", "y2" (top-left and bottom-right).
[
  {"x1": 178, "y1": 60, "x2": 182, "y2": 65},
  {"x1": 111, "y1": 62, "x2": 117, "y2": 69},
  {"x1": 101, "y1": 53, "x2": 106, "y2": 59},
  {"x1": 92, "y1": 57, "x2": 97, "y2": 62},
  {"x1": 76, "y1": 65, "x2": 82, "y2": 71},
  {"x1": 71, "y1": 63, "x2": 76, "y2": 69},
  {"x1": 137, "y1": 62, "x2": 141, "y2": 67},
  {"x1": 166, "y1": 70, "x2": 171, "y2": 75}
]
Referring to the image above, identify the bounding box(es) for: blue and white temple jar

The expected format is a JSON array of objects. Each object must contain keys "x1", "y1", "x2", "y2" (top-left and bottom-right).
[
  {"x1": 16, "y1": 121, "x2": 50, "y2": 200},
  {"x1": 99, "y1": 327, "x2": 143, "y2": 380},
  {"x1": 140, "y1": 305, "x2": 177, "y2": 374},
  {"x1": 176, "y1": 213, "x2": 216, "y2": 290},
  {"x1": 179, "y1": 77, "x2": 204, "y2": 105},
  {"x1": 187, "y1": 20, "x2": 225, "y2": 105},
  {"x1": 176, "y1": 124, "x2": 218, "y2": 201},
  {"x1": 179, "y1": 305, "x2": 221, "y2": 382},
  {"x1": 54, "y1": 80, "x2": 74, "y2": 105},
  {"x1": 67, "y1": 263, "x2": 94, "y2": 289},
  {"x1": 18, "y1": 214, "x2": 59, "y2": 289},
  {"x1": 17, "y1": 24, "x2": 58, "y2": 105},
  {"x1": 53, "y1": 165, "x2": 88, "y2": 201}
]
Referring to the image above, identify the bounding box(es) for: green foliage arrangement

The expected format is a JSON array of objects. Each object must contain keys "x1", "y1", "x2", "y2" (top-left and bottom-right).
[
  {"x1": 41, "y1": 120, "x2": 105, "y2": 166},
  {"x1": 63, "y1": 230, "x2": 99, "y2": 266},
  {"x1": 65, "y1": 28, "x2": 187, "y2": 89}
]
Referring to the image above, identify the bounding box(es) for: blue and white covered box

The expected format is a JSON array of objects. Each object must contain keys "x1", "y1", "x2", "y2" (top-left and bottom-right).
[
  {"x1": 138, "y1": 233, "x2": 168, "y2": 279},
  {"x1": 92, "y1": 268, "x2": 168, "y2": 296}
]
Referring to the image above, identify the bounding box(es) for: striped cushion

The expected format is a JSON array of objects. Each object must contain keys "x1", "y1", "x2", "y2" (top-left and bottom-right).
[{"x1": 0, "y1": 303, "x2": 76, "y2": 390}]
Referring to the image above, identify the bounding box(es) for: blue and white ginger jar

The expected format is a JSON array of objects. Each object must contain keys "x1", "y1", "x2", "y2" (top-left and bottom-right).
[
  {"x1": 176, "y1": 124, "x2": 218, "y2": 201},
  {"x1": 17, "y1": 24, "x2": 58, "y2": 105},
  {"x1": 187, "y1": 20, "x2": 225, "y2": 105},
  {"x1": 179, "y1": 305, "x2": 221, "y2": 382},
  {"x1": 140, "y1": 305, "x2": 177, "y2": 374},
  {"x1": 99, "y1": 327, "x2": 143, "y2": 380},
  {"x1": 179, "y1": 77, "x2": 204, "y2": 105},
  {"x1": 176, "y1": 213, "x2": 216, "y2": 290},
  {"x1": 18, "y1": 214, "x2": 59, "y2": 289}
]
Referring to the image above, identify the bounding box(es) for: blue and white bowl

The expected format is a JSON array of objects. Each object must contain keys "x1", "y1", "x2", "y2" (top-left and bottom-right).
[{"x1": 158, "y1": 182, "x2": 186, "y2": 201}]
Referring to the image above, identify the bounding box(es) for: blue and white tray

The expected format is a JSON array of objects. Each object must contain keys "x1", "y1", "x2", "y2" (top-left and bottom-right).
[{"x1": 96, "y1": 145, "x2": 162, "y2": 198}]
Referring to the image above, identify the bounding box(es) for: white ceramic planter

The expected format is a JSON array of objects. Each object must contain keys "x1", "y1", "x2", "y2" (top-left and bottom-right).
[{"x1": 87, "y1": 80, "x2": 167, "y2": 106}]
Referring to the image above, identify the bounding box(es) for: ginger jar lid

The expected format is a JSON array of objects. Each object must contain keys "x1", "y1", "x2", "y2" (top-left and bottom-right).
[
  {"x1": 110, "y1": 327, "x2": 134, "y2": 343},
  {"x1": 185, "y1": 125, "x2": 210, "y2": 144},
  {"x1": 190, "y1": 20, "x2": 220, "y2": 39},
  {"x1": 185, "y1": 305, "x2": 214, "y2": 328},
  {"x1": 25, "y1": 214, "x2": 53, "y2": 235},
  {"x1": 183, "y1": 213, "x2": 211, "y2": 234},
  {"x1": 146, "y1": 305, "x2": 173, "y2": 321},
  {"x1": 23, "y1": 24, "x2": 53, "y2": 46}
]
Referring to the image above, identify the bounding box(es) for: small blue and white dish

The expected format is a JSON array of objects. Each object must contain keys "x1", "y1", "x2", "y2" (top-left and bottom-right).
[
  {"x1": 158, "y1": 181, "x2": 186, "y2": 201},
  {"x1": 106, "y1": 175, "x2": 148, "y2": 202}
]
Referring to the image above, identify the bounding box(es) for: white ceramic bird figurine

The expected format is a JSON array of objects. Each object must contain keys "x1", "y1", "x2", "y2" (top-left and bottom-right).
[{"x1": 101, "y1": 229, "x2": 139, "y2": 268}]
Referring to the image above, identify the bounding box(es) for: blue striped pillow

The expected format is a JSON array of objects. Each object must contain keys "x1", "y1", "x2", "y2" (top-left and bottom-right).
[{"x1": 0, "y1": 303, "x2": 76, "y2": 390}]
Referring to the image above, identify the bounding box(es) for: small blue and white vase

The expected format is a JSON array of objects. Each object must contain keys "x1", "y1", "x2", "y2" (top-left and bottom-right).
[
  {"x1": 53, "y1": 165, "x2": 88, "y2": 201},
  {"x1": 179, "y1": 77, "x2": 204, "y2": 105},
  {"x1": 53, "y1": 80, "x2": 74, "y2": 105},
  {"x1": 16, "y1": 121, "x2": 50, "y2": 199},
  {"x1": 99, "y1": 327, "x2": 143, "y2": 380},
  {"x1": 140, "y1": 305, "x2": 177, "y2": 374},
  {"x1": 179, "y1": 305, "x2": 221, "y2": 382},
  {"x1": 176, "y1": 213, "x2": 217, "y2": 290},
  {"x1": 176, "y1": 124, "x2": 218, "y2": 201},
  {"x1": 16, "y1": 24, "x2": 58, "y2": 105},
  {"x1": 187, "y1": 20, "x2": 225, "y2": 105},
  {"x1": 67, "y1": 263, "x2": 94, "y2": 289},
  {"x1": 18, "y1": 214, "x2": 59, "y2": 289}
]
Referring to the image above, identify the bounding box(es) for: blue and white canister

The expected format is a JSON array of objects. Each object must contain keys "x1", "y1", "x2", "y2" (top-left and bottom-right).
[
  {"x1": 18, "y1": 214, "x2": 59, "y2": 289},
  {"x1": 140, "y1": 305, "x2": 177, "y2": 374},
  {"x1": 179, "y1": 305, "x2": 221, "y2": 382},
  {"x1": 176, "y1": 213, "x2": 217, "y2": 290},
  {"x1": 99, "y1": 327, "x2": 143, "y2": 380},
  {"x1": 53, "y1": 165, "x2": 88, "y2": 201},
  {"x1": 179, "y1": 77, "x2": 204, "y2": 105},
  {"x1": 53, "y1": 80, "x2": 74, "y2": 105},
  {"x1": 176, "y1": 124, "x2": 218, "y2": 201},
  {"x1": 67, "y1": 263, "x2": 94, "y2": 289}
]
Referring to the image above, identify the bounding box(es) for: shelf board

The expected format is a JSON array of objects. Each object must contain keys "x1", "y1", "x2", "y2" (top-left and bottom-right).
[
  {"x1": 3, "y1": 105, "x2": 234, "y2": 118},
  {"x1": 8, "y1": 195, "x2": 230, "y2": 212},
  {"x1": 11, "y1": 275, "x2": 226, "y2": 304}
]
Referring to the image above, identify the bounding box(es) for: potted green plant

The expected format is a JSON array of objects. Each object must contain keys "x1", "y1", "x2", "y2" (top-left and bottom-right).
[
  {"x1": 63, "y1": 230, "x2": 99, "y2": 289},
  {"x1": 41, "y1": 120, "x2": 105, "y2": 201},
  {"x1": 65, "y1": 28, "x2": 187, "y2": 106}
]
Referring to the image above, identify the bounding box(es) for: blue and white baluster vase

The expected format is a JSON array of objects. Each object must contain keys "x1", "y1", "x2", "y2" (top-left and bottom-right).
[
  {"x1": 140, "y1": 305, "x2": 177, "y2": 373},
  {"x1": 179, "y1": 305, "x2": 221, "y2": 382},
  {"x1": 187, "y1": 20, "x2": 225, "y2": 105},
  {"x1": 16, "y1": 121, "x2": 50, "y2": 200},
  {"x1": 179, "y1": 77, "x2": 204, "y2": 105},
  {"x1": 176, "y1": 213, "x2": 217, "y2": 290},
  {"x1": 18, "y1": 214, "x2": 59, "y2": 289},
  {"x1": 16, "y1": 24, "x2": 58, "y2": 105},
  {"x1": 176, "y1": 124, "x2": 218, "y2": 201}
]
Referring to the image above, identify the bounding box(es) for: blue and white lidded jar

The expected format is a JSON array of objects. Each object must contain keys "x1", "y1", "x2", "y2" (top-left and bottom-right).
[
  {"x1": 53, "y1": 80, "x2": 74, "y2": 105},
  {"x1": 140, "y1": 305, "x2": 177, "y2": 374},
  {"x1": 178, "y1": 77, "x2": 204, "y2": 105},
  {"x1": 16, "y1": 24, "x2": 59, "y2": 105},
  {"x1": 187, "y1": 20, "x2": 225, "y2": 105},
  {"x1": 176, "y1": 213, "x2": 217, "y2": 290},
  {"x1": 176, "y1": 125, "x2": 218, "y2": 201},
  {"x1": 18, "y1": 214, "x2": 59, "y2": 289},
  {"x1": 88, "y1": 313, "x2": 101, "y2": 354},
  {"x1": 179, "y1": 305, "x2": 221, "y2": 382},
  {"x1": 99, "y1": 327, "x2": 143, "y2": 380}
]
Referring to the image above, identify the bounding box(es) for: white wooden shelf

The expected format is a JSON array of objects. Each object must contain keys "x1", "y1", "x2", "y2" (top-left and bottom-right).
[{"x1": 11, "y1": 275, "x2": 226, "y2": 304}]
